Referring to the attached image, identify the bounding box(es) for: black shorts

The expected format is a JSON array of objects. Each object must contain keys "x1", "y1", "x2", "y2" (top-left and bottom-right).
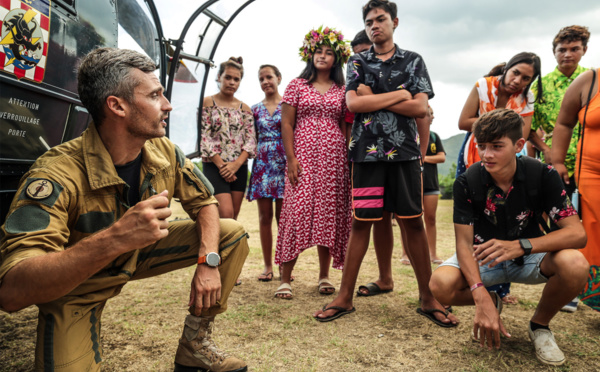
[
  {"x1": 352, "y1": 160, "x2": 422, "y2": 220},
  {"x1": 202, "y1": 162, "x2": 248, "y2": 195}
]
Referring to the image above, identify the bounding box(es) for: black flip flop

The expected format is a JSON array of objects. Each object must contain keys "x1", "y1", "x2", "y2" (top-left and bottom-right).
[
  {"x1": 416, "y1": 308, "x2": 457, "y2": 328},
  {"x1": 356, "y1": 282, "x2": 393, "y2": 297},
  {"x1": 258, "y1": 272, "x2": 273, "y2": 282},
  {"x1": 314, "y1": 305, "x2": 356, "y2": 323}
]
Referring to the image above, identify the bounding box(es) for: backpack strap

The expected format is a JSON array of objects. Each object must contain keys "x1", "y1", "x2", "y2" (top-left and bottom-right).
[
  {"x1": 465, "y1": 162, "x2": 485, "y2": 222},
  {"x1": 520, "y1": 157, "x2": 551, "y2": 234}
]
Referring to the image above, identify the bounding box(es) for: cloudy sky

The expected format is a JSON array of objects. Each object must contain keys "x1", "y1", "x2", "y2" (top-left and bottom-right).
[{"x1": 151, "y1": 0, "x2": 600, "y2": 148}]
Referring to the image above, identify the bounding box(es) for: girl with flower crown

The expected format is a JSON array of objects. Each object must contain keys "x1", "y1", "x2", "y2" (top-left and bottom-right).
[{"x1": 274, "y1": 27, "x2": 353, "y2": 299}]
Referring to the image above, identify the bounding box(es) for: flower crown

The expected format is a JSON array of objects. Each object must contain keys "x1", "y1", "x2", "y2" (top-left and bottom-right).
[{"x1": 299, "y1": 26, "x2": 352, "y2": 65}]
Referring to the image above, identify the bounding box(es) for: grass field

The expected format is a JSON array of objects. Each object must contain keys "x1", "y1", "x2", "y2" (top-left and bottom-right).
[{"x1": 1, "y1": 199, "x2": 599, "y2": 371}]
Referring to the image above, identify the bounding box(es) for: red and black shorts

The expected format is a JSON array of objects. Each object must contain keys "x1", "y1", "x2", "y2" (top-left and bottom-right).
[{"x1": 351, "y1": 160, "x2": 423, "y2": 221}]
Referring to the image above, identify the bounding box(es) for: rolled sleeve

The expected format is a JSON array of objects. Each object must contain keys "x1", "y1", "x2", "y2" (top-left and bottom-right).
[
  {"x1": 0, "y1": 247, "x2": 47, "y2": 284},
  {"x1": 175, "y1": 158, "x2": 219, "y2": 220}
]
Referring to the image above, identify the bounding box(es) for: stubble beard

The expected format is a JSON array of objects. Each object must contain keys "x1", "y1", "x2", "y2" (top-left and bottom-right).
[{"x1": 127, "y1": 105, "x2": 165, "y2": 140}]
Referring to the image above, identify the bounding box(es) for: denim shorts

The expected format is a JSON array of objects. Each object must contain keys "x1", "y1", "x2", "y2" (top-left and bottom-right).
[{"x1": 438, "y1": 253, "x2": 549, "y2": 286}]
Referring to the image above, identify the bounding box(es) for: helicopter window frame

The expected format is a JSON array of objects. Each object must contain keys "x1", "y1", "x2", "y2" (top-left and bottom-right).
[{"x1": 52, "y1": 0, "x2": 77, "y2": 18}]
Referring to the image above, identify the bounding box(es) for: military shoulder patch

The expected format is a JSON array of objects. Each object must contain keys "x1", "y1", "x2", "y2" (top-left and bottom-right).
[
  {"x1": 20, "y1": 178, "x2": 64, "y2": 207},
  {"x1": 5, "y1": 205, "x2": 51, "y2": 234}
]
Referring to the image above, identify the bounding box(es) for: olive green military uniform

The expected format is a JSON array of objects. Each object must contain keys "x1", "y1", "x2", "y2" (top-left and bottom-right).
[{"x1": 0, "y1": 124, "x2": 249, "y2": 371}]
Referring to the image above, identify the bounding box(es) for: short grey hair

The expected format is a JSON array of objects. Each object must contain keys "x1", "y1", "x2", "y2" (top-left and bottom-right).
[{"x1": 77, "y1": 48, "x2": 157, "y2": 126}]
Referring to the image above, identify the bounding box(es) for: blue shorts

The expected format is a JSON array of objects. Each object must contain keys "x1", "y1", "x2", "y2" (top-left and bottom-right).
[{"x1": 438, "y1": 253, "x2": 549, "y2": 286}]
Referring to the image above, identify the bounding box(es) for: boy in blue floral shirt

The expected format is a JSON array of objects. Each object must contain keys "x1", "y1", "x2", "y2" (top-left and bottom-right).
[
  {"x1": 430, "y1": 109, "x2": 588, "y2": 366},
  {"x1": 313, "y1": 0, "x2": 457, "y2": 328}
]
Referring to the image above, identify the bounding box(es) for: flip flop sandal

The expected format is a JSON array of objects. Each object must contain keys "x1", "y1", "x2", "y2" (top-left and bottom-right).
[
  {"x1": 489, "y1": 291, "x2": 503, "y2": 314},
  {"x1": 274, "y1": 283, "x2": 293, "y2": 299},
  {"x1": 314, "y1": 305, "x2": 356, "y2": 322},
  {"x1": 416, "y1": 308, "x2": 457, "y2": 328},
  {"x1": 318, "y1": 279, "x2": 336, "y2": 295},
  {"x1": 356, "y1": 282, "x2": 393, "y2": 297},
  {"x1": 258, "y1": 271, "x2": 273, "y2": 282}
]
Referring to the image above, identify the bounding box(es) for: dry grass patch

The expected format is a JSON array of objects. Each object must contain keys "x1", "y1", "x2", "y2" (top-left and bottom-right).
[{"x1": 1, "y1": 199, "x2": 599, "y2": 371}]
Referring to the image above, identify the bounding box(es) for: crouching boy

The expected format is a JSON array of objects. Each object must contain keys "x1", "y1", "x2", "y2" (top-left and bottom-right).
[{"x1": 429, "y1": 108, "x2": 588, "y2": 366}]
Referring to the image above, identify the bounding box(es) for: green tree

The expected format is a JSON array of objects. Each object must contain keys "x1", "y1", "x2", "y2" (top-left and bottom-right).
[{"x1": 438, "y1": 162, "x2": 456, "y2": 200}]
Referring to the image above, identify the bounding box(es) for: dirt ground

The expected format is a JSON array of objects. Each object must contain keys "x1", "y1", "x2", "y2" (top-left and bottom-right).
[{"x1": 1, "y1": 199, "x2": 599, "y2": 371}]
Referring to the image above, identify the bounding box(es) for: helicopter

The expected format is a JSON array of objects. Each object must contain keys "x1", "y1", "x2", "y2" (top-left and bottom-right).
[{"x1": 0, "y1": 0, "x2": 255, "y2": 224}]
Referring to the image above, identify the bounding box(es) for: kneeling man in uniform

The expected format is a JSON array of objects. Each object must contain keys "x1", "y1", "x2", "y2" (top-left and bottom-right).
[{"x1": 0, "y1": 48, "x2": 249, "y2": 372}]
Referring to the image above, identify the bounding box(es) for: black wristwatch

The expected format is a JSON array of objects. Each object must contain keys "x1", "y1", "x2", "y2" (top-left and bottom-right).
[{"x1": 519, "y1": 239, "x2": 533, "y2": 256}]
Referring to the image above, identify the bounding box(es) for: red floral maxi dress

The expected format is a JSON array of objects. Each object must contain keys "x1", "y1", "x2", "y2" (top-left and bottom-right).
[{"x1": 275, "y1": 78, "x2": 352, "y2": 269}]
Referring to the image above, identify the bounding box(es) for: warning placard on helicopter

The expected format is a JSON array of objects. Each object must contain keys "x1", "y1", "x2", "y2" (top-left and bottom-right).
[{"x1": 0, "y1": 0, "x2": 51, "y2": 83}]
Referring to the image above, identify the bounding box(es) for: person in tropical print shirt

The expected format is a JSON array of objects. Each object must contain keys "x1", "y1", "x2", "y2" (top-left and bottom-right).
[
  {"x1": 313, "y1": 0, "x2": 458, "y2": 328},
  {"x1": 430, "y1": 109, "x2": 588, "y2": 367}
]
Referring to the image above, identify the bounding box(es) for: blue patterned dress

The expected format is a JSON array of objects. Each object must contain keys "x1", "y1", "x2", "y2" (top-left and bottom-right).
[{"x1": 246, "y1": 102, "x2": 286, "y2": 200}]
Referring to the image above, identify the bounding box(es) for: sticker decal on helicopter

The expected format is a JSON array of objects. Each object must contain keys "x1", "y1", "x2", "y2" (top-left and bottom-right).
[{"x1": 0, "y1": 0, "x2": 51, "y2": 83}]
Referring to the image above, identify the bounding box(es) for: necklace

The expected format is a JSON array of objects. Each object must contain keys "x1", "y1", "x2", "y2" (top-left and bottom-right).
[{"x1": 375, "y1": 45, "x2": 395, "y2": 55}]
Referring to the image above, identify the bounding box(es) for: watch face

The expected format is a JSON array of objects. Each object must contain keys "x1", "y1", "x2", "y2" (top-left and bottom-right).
[{"x1": 206, "y1": 253, "x2": 220, "y2": 266}]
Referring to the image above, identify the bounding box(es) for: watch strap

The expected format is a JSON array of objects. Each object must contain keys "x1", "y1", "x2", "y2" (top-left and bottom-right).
[
  {"x1": 197, "y1": 252, "x2": 221, "y2": 266},
  {"x1": 519, "y1": 239, "x2": 533, "y2": 256}
]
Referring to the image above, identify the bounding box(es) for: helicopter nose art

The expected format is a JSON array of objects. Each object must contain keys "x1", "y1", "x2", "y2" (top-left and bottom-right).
[{"x1": 0, "y1": 0, "x2": 50, "y2": 83}]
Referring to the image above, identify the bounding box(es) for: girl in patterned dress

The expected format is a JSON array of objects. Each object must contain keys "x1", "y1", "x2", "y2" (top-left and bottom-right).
[
  {"x1": 201, "y1": 57, "x2": 256, "y2": 286},
  {"x1": 274, "y1": 27, "x2": 353, "y2": 299},
  {"x1": 247, "y1": 65, "x2": 285, "y2": 282},
  {"x1": 200, "y1": 57, "x2": 256, "y2": 220}
]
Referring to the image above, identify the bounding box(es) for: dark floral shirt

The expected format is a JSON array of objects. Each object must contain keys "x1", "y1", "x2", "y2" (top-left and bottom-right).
[
  {"x1": 346, "y1": 45, "x2": 434, "y2": 163},
  {"x1": 453, "y1": 157, "x2": 577, "y2": 244}
]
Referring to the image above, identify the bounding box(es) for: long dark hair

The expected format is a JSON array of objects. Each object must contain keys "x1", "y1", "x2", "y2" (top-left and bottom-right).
[
  {"x1": 298, "y1": 52, "x2": 345, "y2": 86},
  {"x1": 486, "y1": 52, "x2": 543, "y2": 103}
]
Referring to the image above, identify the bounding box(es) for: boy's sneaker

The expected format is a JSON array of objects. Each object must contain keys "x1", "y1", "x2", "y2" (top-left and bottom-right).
[
  {"x1": 560, "y1": 297, "x2": 579, "y2": 313},
  {"x1": 528, "y1": 324, "x2": 566, "y2": 366}
]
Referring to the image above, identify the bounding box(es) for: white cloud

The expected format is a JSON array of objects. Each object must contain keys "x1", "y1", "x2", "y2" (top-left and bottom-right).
[{"x1": 153, "y1": 0, "x2": 600, "y2": 145}]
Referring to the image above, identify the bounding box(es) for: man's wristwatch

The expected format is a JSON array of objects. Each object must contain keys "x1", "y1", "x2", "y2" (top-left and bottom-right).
[
  {"x1": 519, "y1": 239, "x2": 533, "y2": 256},
  {"x1": 197, "y1": 252, "x2": 221, "y2": 267}
]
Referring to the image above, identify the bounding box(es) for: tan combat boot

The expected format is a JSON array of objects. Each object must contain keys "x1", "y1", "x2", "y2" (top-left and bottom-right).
[{"x1": 174, "y1": 315, "x2": 247, "y2": 372}]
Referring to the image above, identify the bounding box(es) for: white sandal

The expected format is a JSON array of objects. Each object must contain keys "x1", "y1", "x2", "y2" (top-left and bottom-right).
[
  {"x1": 274, "y1": 283, "x2": 293, "y2": 299},
  {"x1": 318, "y1": 278, "x2": 336, "y2": 295}
]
